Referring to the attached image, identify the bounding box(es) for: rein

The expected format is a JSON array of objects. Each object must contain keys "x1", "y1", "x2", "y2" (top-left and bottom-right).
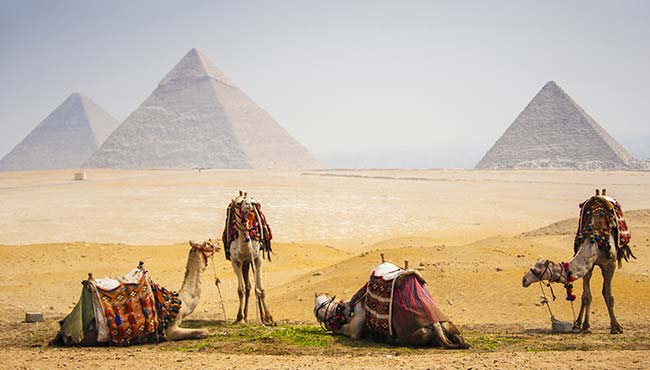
[
  {"x1": 315, "y1": 296, "x2": 352, "y2": 332},
  {"x1": 192, "y1": 242, "x2": 216, "y2": 267}
]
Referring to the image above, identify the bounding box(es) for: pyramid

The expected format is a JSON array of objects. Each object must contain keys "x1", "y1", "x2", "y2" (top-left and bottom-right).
[
  {"x1": 476, "y1": 81, "x2": 642, "y2": 170},
  {"x1": 85, "y1": 48, "x2": 320, "y2": 170},
  {"x1": 0, "y1": 93, "x2": 120, "y2": 171}
]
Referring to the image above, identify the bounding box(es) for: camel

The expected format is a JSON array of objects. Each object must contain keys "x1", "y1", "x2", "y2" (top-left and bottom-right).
[
  {"x1": 222, "y1": 191, "x2": 274, "y2": 325},
  {"x1": 314, "y1": 261, "x2": 468, "y2": 349},
  {"x1": 522, "y1": 190, "x2": 636, "y2": 334},
  {"x1": 51, "y1": 240, "x2": 218, "y2": 345}
]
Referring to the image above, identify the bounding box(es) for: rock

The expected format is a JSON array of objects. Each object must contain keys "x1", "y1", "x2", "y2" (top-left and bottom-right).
[
  {"x1": 312, "y1": 272, "x2": 322, "y2": 276},
  {"x1": 25, "y1": 312, "x2": 44, "y2": 322},
  {"x1": 496, "y1": 267, "x2": 504, "y2": 272},
  {"x1": 447, "y1": 299, "x2": 453, "y2": 306}
]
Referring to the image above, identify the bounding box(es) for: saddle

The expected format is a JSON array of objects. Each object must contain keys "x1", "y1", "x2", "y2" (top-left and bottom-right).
[
  {"x1": 575, "y1": 195, "x2": 633, "y2": 263},
  {"x1": 222, "y1": 199, "x2": 273, "y2": 261},
  {"x1": 53, "y1": 264, "x2": 182, "y2": 346}
]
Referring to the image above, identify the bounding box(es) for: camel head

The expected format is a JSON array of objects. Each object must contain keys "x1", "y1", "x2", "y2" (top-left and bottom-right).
[
  {"x1": 314, "y1": 293, "x2": 335, "y2": 326},
  {"x1": 522, "y1": 257, "x2": 550, "y2": 287},
  {"x1": 188, "y1": 239, "x2": 219, "y2": 269},
  {"x1": 231, "y1": 191, "x2": 256, "y2": 232}
]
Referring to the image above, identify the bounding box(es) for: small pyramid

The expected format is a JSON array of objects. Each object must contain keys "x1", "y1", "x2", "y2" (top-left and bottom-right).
[
  {"x1": 85, "y1": 48, "x2": 320, "y2": 170},
  {"x1": 0, "y1": 93, "x2": 120, "y2": 171},
  {"x1": 476, "y1": 81, "x2": 642, "y2": 170}
]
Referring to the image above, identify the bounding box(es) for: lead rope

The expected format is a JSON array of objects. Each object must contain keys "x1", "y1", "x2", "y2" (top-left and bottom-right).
[
  {"x1": 211, "y1": 255, "x2": 227, "y2": 322},
  {"x1": 538, "y1": 281, "x2": 556, "y2": 321}
]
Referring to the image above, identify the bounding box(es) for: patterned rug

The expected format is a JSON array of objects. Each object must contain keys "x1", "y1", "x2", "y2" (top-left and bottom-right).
[
  {"x1": 54, "y1": 267, "x2": 182, "y2": 346},
  {"x1": 575, "y1": 195, "x2": 632, "y2": 262}
]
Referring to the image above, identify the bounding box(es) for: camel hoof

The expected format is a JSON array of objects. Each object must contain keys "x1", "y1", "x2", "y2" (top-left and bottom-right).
[
  {"x1": 581, "y1": 329, "x2": 592, "y2": 334},
  {"x1": 611, "y1": 327, "x2": 623, "y2": 334},
  {"x1": 196, "y1": 330, "x2": 209, "y2": 339}
]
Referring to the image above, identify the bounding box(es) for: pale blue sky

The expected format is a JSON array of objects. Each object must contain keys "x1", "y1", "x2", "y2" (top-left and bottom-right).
[{"x1": 1, "y1": 0, "x2": 649, "y2": 167}]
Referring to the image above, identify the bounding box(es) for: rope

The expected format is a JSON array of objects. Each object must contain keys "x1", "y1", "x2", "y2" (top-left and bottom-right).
[
  {"x1": 537, "y1": 281, "x2": 556, "y2": 321},
  {"x1": 211, "y1": 256, "x2": 227, "y2": 322}
]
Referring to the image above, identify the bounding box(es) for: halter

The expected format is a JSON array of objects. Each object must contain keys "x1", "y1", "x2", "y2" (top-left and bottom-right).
[
  {"x1": 232, "y1": 199, "x2": 259, "y2": 243},
  {"x1": 315, "y1": 296, "x2": 350, "y2": 332},
  {"x1": 192, "y1": 242, "x2": 216, "y2": 267}
]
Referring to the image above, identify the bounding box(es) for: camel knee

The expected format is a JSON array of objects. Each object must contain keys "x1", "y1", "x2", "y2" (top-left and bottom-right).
[
  {"x1": 256, "y1": 288, "x2": 265, "y2": 299},
  {"x1": 237, "y1": 288, "x2": 244, "y2": 299}
]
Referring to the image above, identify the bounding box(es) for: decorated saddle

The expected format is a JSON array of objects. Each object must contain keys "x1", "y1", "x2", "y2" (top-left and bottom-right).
[
  {"x1": 52, "y1": 264, "x2": 181, "y2": 346},
  {"x1": 574, "y1": 194, "x2": 635, "y2": 263},
  {"x1": 353, "y1": 262, "x2": 450, "y2": 344},
  {"x1": 222, "y1": 199, "x2": 273, "y2": 261}
]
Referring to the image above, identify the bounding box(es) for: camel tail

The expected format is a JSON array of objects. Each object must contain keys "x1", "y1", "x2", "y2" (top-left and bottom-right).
[{"x1": 617, "y1": 245, "x2": 636, "y2": 269}]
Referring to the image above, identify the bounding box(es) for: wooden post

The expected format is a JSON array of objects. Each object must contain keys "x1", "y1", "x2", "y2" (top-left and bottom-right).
[
  {"x1": 380, "y1": 253, "x2": 385, "y2": 263},
  {"x1": 602, "y1": 188, "x2": 607, "y2": 196},
  {"x1": 87, "y1": 272, "x2": 93, "y2": 280},
  {"x1": 404, "y1": 259, "x2": 409, "y2": 269},
  {"x1": 596, "y1": 189, "x2": 600, "y2": 196}
]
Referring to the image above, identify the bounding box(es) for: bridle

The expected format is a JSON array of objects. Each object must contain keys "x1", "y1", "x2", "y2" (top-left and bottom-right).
[
  {"x1": 192, "y1": 241, "x2": 216, "y2": 267},
  {"x1": 314, "y1": 295, "x2": 341, "y2": 332},
  {"x1": 529, "y1": 260, "x2": 566, "y2": 284}
]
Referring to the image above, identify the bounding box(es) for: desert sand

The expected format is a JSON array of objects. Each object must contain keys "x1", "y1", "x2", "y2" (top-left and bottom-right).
[{"x1": 1, "y1": 169, "x2": 649, "y2": 369}]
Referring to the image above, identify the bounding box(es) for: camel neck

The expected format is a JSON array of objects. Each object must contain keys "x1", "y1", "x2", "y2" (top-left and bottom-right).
[
  {"x1": 237, "y1": 229, "x2": 252, "y2": 259},
  {"x1": 178, "y1": 249, "x2": 204, "y2": 316},
  {"x1": 549, "y1": 241, "x2": 599, "y2": 283}
]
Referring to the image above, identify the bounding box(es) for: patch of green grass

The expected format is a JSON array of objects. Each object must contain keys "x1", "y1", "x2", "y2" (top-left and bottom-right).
[
  {"x1": 469, "y1": 335, "x2": 524, "y2": 352},
  {"x1": 173, "y1": 341, "x2": 210, "y2": 352},
  {"x1": 269, "y1": 326, "x2": 329, "y2": 347}
]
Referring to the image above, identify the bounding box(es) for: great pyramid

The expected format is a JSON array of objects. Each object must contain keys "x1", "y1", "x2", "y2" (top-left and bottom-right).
[
  {"x1": 85, "y1": 48, "x2": 320, "y2": 170},
  {"x1": 0, "y1": 93, "x2": 120, "y2": 171},
  {"x1": 476, "y1": 81, "x2": 643, "y2": 170}
]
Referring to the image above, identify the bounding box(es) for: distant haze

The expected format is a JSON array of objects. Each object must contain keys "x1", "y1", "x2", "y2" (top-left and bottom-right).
[{"x1": 1, "y1": 1, "x2": 649, "y2": 168}]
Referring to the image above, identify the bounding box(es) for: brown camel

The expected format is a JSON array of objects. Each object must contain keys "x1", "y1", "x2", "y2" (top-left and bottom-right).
[{"x1": 522, "y1": 190, "x2": 635, "y2": 334}]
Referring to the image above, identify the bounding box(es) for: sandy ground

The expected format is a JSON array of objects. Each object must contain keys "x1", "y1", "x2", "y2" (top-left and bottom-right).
[{"x1": 1, "y1": 169, "x2": 649, "y2": 369}]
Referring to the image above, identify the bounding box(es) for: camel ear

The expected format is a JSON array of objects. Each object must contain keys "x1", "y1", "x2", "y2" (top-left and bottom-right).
[
  {"x1": 537, "y1": 255, "x2": 544, "y2": 262},
  {"x1": 189, "y1": 240, "x2": 196, "y2": 247}
]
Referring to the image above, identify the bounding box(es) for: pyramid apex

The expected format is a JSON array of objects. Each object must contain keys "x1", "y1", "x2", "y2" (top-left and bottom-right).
[
  {"x1": 160, "y1": 48, "x2": 233, "y2": 87},
  {"x1": 541, "y1": 80, "x2": 562, "y2": 91}
]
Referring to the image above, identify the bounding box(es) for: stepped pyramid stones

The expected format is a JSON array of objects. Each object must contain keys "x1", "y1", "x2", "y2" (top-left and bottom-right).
[
  {"x1": 0, "y1": 93, "x2": 120, "y2": 171},
  {"x1": 476, "y1": 81, "x2": 642, "y2": 170},
  {"x1": 85, "y1": 48, "x2": 320, "y2": 170}
]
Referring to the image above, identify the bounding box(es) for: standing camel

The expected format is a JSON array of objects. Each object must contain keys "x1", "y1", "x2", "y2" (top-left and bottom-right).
[
  {"x1": 522, "y1": 190, "x2": 635, "y2": 334},
  {"x1": 222, "y1": 191, "x2": 274, "y2": 325}
]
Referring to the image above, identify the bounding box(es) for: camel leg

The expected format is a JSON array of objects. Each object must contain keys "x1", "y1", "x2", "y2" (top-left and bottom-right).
[
  {"x1": 601, "y1": 263, "x2": 623, "y2": 334},
  {"x1": 406, "y1": 327, "x2": 436, "y2": 346},
  {"x1": 575, "y1": 268, "x2": 593, "y2": 333},
  {"x1": 164, "y1": 313, "x2": 208, "y2": 341},
  {"x1": 232, "y1": 260, "x2": 246, "y2": 323},
  {"x1": 242, "y1": 261, "x2": 251, "y2": 323},
  {"x1": 253, "y1": 256, "x2": 274, "y2": 325}
]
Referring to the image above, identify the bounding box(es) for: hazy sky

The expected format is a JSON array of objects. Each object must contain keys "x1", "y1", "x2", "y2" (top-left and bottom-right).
[{"x1": 1, "y1": 0, "x2": 649, "y2": 168}]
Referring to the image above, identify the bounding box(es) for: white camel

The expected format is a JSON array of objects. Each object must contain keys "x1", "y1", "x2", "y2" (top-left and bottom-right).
[{"x1": 223, "y1": 192, "x2": 274, "y2": 325}]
